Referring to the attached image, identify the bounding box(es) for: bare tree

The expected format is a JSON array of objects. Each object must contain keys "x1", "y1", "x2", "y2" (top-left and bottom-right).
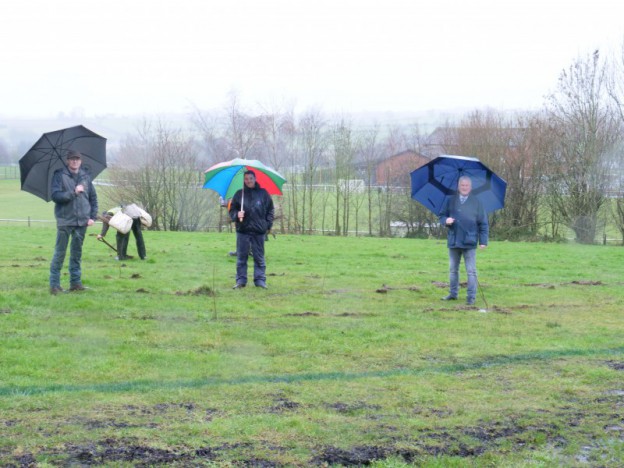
[
  {"x1": 357, "y1": 124, "x2": 382, "y2": 236},
  {"x1": 606, "y1": 39, "x2": 624, "y2": 244},
  {"x1": 450, "y1": 109, "x2": 548, "y2": 239},
  {"x1": 545, "y1": 50, "x2": 621, "y2": 243},
  {"x1": 106, "y1": 119, "x2": 213, "y2": 231},
  {"x1": 331, "y1": 119, "x2": 355, "y2": 235},
  {"x1": 297, "y1": 110, "x2": 327, "y2": 233},
  {"x1": 191, "y1": 106, "x2": 227, "y2": 168},
  {"x1": 256, "y1": 104, "x2": 296, "y2": 233},
  {"x1": 224, "y1": 92, "x2": 263, "y2": 160}
]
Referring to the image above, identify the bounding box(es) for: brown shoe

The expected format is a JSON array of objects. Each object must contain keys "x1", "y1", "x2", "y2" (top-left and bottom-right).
[
  {"x1": 50, "y1": 286, "x2": 64, "y2": 295},
  {"x1": 69, "y1": 283, "x2": 86, "y2": 291}
]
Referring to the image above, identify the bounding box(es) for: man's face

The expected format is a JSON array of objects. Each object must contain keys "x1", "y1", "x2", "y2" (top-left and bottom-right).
[
  {"x1": 67, "y1": 157, "x2": 82, "y2": 173},
  {"x1": 244, "y1": 173, "x2": 256, "y2": 188},
  {"x1": 458, "y1": 179, "x2": 472, "y2": 196}
]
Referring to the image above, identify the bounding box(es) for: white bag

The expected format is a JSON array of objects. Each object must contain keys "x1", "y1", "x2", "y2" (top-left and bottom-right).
[
  {"x1": 138, "y1": 208, "x2": 152, "y2": 227},
  {"x1": 122, "y1": 203, "x2": 143, "y2": 219},
  {"x1": 108, "y1": 211, "x2": 133, "y2": 234}
]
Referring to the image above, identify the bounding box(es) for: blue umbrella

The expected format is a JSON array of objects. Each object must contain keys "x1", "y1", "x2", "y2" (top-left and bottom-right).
[{"x1": 410, "y1": 155, "x2": 507, "y2": 215}]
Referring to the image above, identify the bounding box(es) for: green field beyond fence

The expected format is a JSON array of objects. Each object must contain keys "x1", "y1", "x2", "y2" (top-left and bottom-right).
[{"x1": 1, "y1": 223, "x2": 623, "y2": 466}]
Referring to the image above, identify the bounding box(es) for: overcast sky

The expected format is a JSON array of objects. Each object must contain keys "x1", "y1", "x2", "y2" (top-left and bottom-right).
[{"x1": 1, "y1": 0, "x2": 622, "y2": 118}]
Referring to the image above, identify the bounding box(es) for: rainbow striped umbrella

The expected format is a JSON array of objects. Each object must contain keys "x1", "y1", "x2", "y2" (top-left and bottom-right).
[{"x1": 203, "y1": 158, "x2": 286, "y2": 200}]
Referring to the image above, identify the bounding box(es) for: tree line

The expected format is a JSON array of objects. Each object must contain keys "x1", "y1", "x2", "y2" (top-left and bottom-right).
[{"x1": 104, "y1": 47, "x2": 624, "y2": 244}]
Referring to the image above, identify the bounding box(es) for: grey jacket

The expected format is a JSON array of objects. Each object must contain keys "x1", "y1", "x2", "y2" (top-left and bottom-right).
[{"x1": 51, "y1": 167, "x2": 98, "y2": 227}]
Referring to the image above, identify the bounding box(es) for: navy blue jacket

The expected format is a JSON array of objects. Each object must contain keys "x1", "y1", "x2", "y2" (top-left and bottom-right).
[
  {"x1": 439, "y1": 195, "x2": 488, "y2": 249},
  {"x1": 51, "y1": 166, "x2": 98, "y2": 227},
  {"x1": 229, "y1": 182, "x2": 274, "y2": 234}
]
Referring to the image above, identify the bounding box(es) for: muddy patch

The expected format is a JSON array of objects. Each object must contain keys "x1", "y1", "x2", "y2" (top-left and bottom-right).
[
  {"x1": 285, "y1": 311, "x2": 320, "y2": 317},
  {"x1": 423, "y1": 305, "x2": 510, "y2": 314},
  {"x1": 175, "y1": 285, "x2": 216, "y2": 296},
  {"x1": 526, "y1": 280, "x2": 605, "y2": 288},
  {"x1": 312, "y1": 445, "x2": 388, "y2": 466},
  {"x1": 6, "y1": 405, "x2": 623, "y2": 467},
  {"x1": 326, "y1": 401, "x2": 382, "y2": 414},
  {"x1": 605, "y1": 360, "x2": 624, "y2": 371},
  {"x1": 524, "y1": 283, "x2": 557, "y2": 289},
  {"x1": 268, "y1": 396, "x2": 301, "y2": 413},
  {"x1": 333, "y1": 312, "x2": 371, "y2": 317},
  {"x1": 62, "y1": 438, "x2": 189, "y2": 466},
  {"x1": 71, "y1": 416, "x2": 157, "y2": 430},
  {"x1": 376, "y1": 284, "x2": 421, "y2": 293}
]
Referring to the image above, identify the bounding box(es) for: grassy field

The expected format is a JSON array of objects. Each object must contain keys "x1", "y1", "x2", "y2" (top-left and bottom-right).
[
  {"x1": 0, "y1": 178, "x2": 120, "y2": 225},
  {"x1": 0, "y1": 222, "x2": 623, "y2": 466}
]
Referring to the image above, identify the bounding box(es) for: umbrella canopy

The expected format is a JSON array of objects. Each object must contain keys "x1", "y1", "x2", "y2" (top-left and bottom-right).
[
  {"x1": 19, "y1": 125, "x2": 107, "y2": 202},
  {"x1": 203, "y1": 158, "x2": 286, "y2": 200},
  {"x1": 410, "y1": 155, "x2": 507, "y2": 215}
]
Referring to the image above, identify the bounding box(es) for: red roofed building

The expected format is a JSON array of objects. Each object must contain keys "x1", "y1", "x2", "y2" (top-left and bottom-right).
[{"x1": 375, "y1": 150, "x2": 430, "y2": 187}]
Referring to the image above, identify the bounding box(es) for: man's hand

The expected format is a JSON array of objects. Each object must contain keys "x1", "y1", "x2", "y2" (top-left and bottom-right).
[
  {"x1": 445, "y1": 217, "x2": 455, "y2": 226},
  {"x1": 238, "y1": 210, "x2": 245, "y2": 222},
  {"x1": 97, "y1": 234, "x2": 103, "y2": 240},
  {"x1": 87, "y1": 219, "x2": 95, "y2": 227},
  {"x1": 75, "y1": 184, "x2": 85, "y2": 194}
]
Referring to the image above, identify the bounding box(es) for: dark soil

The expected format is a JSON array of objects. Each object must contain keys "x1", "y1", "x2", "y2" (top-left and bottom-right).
[
  {"x1": 175, "y1": 286, "x2": 216, "y2": 296},
  {"x1": 4, "y1": 362, "x2": 624, "y2": 466}
]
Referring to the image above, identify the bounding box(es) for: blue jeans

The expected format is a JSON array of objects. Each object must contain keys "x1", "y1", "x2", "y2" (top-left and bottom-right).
[
  {"x1": 448, "y1": 248, "x2": 477, "y2": 302},
  {"x1": 236, "y1": 232, "x2": 266, "y2": 285},
  {"x1": 50, "y1": 226, "x2": 87, "y2": 288}
]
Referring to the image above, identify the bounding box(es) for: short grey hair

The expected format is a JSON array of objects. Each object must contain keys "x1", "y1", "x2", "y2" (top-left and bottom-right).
[{"x1": 458, "y1": 175, "x2": 472, "y2": 186}]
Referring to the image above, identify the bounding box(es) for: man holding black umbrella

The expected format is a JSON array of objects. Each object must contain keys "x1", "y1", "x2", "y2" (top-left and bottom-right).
[
  {"x1": 49, "y1": 150, "x2": 98, "y2": 294},
  {"x1": 438, "y1": 176, "x2": 488, "y2": 306}
]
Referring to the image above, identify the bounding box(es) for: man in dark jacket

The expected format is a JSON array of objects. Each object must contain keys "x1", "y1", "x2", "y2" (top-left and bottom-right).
[
  {"x1": 228, "y1": 170, "x2": 274, "y2": 289},
  {"x1": 49, "y1": 150, "x2": 98, "y2": 294},
  {"x1": 438, "y1": 176, "x2": 488, "y2": 305}
]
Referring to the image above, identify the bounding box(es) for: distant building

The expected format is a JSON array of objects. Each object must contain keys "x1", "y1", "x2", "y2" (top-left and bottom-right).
[
  {"x1": 421, "y1": 127, "x2": 459, "y2": 158},
  {"x1": 375, "y1": 150, "x2": 430, "y2": 187}
]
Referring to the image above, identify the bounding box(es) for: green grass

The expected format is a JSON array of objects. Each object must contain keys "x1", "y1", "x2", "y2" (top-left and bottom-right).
[
  {"x1": 0, "y1": 225, "x2": 623, "y2": 466},
  {"x1": 0, "y1": 178, "x2": 115, "y2": 224}
]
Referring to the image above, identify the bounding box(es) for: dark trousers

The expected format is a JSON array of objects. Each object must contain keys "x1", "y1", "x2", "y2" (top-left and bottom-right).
[
  {"x1": 236, "y1": 232, "x2": 266, "y2": 285},
  {"x1": 118, "y1": 218, "x2": 146, "y2": 259}
]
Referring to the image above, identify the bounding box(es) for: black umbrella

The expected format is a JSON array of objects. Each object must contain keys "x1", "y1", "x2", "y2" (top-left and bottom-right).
[{"x1": 19, "y1": 125, "x2": 107, "y2": 202}]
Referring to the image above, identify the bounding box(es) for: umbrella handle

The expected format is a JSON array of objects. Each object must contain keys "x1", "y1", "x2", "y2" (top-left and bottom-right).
[{"x1": 239, "y1": 189, "x2": 244, "y2": 222}]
